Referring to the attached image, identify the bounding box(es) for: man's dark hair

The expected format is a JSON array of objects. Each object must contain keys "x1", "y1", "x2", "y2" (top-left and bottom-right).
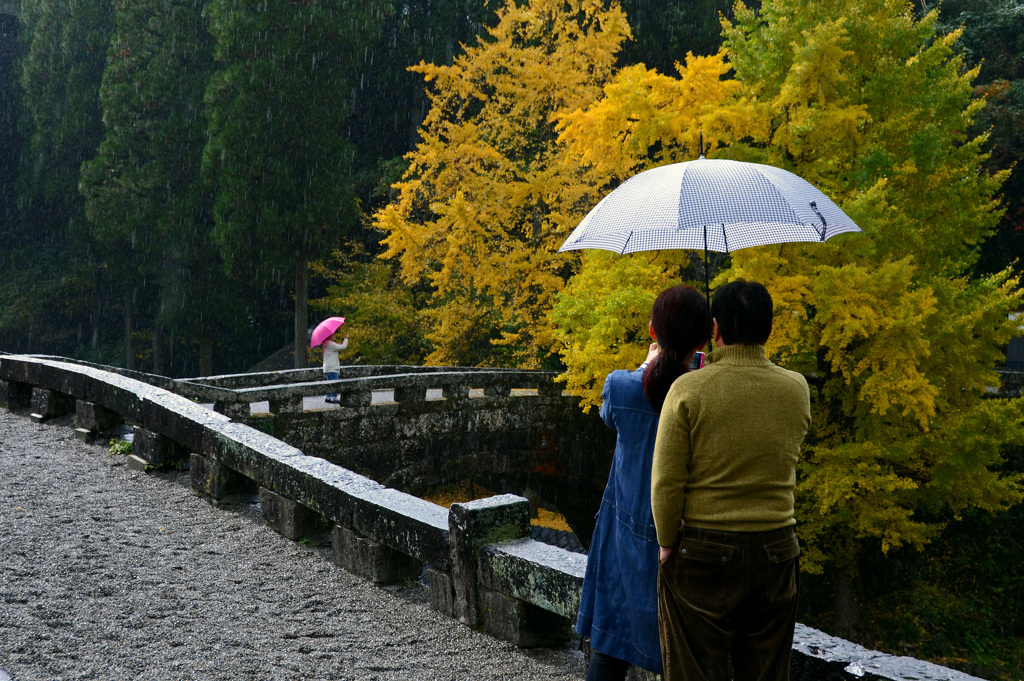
[{"x1": 711, "y1": 279, "x2": 773, "y2": 346}]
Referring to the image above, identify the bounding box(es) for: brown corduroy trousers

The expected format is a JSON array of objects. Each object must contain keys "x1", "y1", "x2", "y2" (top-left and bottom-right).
[{"x1": 657, "y1": 526, "x2": 800, "y2": 681}]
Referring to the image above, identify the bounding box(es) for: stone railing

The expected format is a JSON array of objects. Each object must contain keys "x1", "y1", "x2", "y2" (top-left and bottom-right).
[
  {"x1": 0, "y1": 353, "x2": 985, "y2": 681},
  {"x1": 178, "y1": 366, "x2": 563, "y2": 417},
  {"x1": 177, "y1": 364, "x2": 537, "y2": 390},
  {"x1": 0, "y1": 354, "x2": 585, "y2": 647},
  {"x1": 165, "y1": 364, "x2": 616, "y2": 545}
]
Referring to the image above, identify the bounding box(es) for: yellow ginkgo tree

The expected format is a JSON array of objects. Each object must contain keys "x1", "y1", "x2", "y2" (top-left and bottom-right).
[
  {"x1": 551, "y1": 0, "x2": 1024, "y2": 639},
  {"x1": 716, "y1": 0, "x2": 1024, "y2": 635},
  {"x1": 374, "y1": 0, "x2": 631, "y2": 367},
  {"x1": 550, "y1": 52, "x2": 739, "y2": 404}
]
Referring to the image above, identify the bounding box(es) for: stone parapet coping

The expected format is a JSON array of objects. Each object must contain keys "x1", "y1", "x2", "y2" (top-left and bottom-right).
[
  {"x1": 202, "y1": 420, "x2": 452, "y2": 569},
  {"x1": 0, "y1": 354, "x2": 453, "y2": 568},
  {"x1": 0, "y1": 353, "x2": 987, "y2": 680},
  {"x1": 12, "y1": 353, "x2": 182, "y2": 391},
  {"x1": 182, "y1": 369, "x2": 561, "y2": 405},
  {"x1": 792, "y1": 624, "x2": 977, "y2": 680},
  {"x1": 480, "y1": 539, "x2": 586, "y2": 619},
  {"x1": 182, "y1": 364, "x2": 543, "y2": 390}
]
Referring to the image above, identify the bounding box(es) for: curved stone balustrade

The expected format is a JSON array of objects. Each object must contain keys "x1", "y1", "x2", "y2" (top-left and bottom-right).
[
  {"x1": 3, "y1": 355, "x2": 617, "y2": 545},
  {"x1": 0, "y1": 353, "x2": 989, "y2": 680},
  {"x1": 178, "y1": 364, "x2": 542, "y2": 391},
  {"x1": 193, "y1": 369, "x2": 562, "y2": 415},
  {"x1": 0, "y1": 353, "x2": 583, "y2": 647},
  {"x1": 149, "y1": 361, "x2": 613, "y2": 546}
]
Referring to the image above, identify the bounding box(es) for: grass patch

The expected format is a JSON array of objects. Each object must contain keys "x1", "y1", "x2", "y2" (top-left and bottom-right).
[{"x1": 108, "y1": 438, "x2": 132, "y2": 455}]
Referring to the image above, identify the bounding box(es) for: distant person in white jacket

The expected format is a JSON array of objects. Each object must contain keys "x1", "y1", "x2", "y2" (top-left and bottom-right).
[{"x1": 321, "y1": 331, "x2": 349, "y2": 404}]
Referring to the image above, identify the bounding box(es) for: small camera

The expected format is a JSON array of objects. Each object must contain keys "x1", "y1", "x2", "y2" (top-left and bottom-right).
[{"x1": 689, "y1": 352, "x2": 706, "y2": 370}]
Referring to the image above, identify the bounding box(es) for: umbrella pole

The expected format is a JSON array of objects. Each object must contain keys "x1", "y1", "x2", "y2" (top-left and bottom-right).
[{"x1": 703, "y1": 225, "x2": 713, "y2": 352}]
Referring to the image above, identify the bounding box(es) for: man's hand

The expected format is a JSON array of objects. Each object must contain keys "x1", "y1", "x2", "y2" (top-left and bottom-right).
[{"x1": 659, "y1": 545, "x2": 673, "y2": 564}]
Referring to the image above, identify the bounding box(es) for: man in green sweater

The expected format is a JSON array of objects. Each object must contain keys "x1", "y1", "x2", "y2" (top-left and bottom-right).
[{"x1": 651, "y1": 279, "x2": 811, "y2": 681}]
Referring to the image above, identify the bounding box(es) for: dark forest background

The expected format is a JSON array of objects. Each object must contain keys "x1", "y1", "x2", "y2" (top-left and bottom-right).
[
  {"x1": 2, "y1": 0, "x2": 1018, "y2": 377},
  {"x1": 0, "y1": 0, "x2": 756, "y2": 375}
]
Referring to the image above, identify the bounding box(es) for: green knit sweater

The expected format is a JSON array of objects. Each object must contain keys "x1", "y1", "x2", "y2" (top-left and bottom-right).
[{"x1": 651, "y1": 344, "x2": 811, "y2": 546}]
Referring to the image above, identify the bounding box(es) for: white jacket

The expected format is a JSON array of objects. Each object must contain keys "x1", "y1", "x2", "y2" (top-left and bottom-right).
[{"x1": 322, "y1": 337, "x2": 348, "y2": 373}]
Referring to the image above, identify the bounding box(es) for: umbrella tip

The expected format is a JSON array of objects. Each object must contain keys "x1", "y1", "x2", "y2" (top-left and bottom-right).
[{"x1": 697, "y1": 130, "x2": 712, "y2": 159}]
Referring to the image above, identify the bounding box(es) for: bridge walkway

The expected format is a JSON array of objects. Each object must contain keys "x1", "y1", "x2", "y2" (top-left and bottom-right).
[{"x1": 0, "y1": 409, "x2": 585, "y2": 681}]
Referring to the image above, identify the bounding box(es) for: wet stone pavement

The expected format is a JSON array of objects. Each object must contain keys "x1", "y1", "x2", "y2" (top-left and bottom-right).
[{"x1": 0, "y1": 410, "x2": 585, "y2": 681}]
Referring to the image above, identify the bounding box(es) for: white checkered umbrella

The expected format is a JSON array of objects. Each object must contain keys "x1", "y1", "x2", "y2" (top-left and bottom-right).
[
  {"x1": 559, "y1": 158, "x2": 861, "y2": 256},
  {"x1": 559, "y1": 157, "x2": 861, "y2": 347}
]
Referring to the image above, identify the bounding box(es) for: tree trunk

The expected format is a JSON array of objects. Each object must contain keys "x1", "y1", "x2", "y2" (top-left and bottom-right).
[
  {"x1": 124, "y1": 288, "x2": 135, "y2": 370},
  {"x1": 834, "y1": 570, "x2": 861, "y2": 640},
  {"x1": 293, "y1": 248, "x2": 308, "y2": 369},
  {"x1": 91, "y1": 260, "x2": 101, "y2": 353},
  {"x1": 167, "y1": 327, "x2": 175, "y2": 376},
  {"x1": 152, "y1": 319, "x2": 164, "y2": 376},
  {"x1": 199, "y1": 338, "x2": 213, "y2": 377}
]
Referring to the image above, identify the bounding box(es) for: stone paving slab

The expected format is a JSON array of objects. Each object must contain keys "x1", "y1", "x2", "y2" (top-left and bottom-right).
[{"x1": 0, "y1": 410, "x2": 585, "y2": 681}]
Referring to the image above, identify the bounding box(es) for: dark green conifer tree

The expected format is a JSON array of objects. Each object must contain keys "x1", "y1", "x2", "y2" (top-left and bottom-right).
[
  {"x1": 203, "y1": 0, "x2": 388, "y2": 368},
  {"x1": 81, "y1": 0, "x2": 238, "y2": 374},
  {"x1": 933, "y1": 0, "x2": 1024, "y2": 276},
  {"x1": 617, "y1": 0, "x2": 737, "y2": 72},
  {"x1": 0, "y1": 15, "x2": 19, "y2": 247},
  {"x1": 6, "y1": 0, "x2": 112, "y2": 355},
  {"x1": 344, "y1": 0, "x2": 493, "y2": 181}
]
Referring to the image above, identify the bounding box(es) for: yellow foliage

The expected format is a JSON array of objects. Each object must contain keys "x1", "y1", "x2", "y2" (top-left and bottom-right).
[
  {"x1": 375, "y1": 0, "x2": 631, "y2": 367},
  {"x1": 309, "y1": 244, "x2": 430, "y2": 364},
  {"x1": 551, "y1": 52, "x2": 738, "y2": 397},
  {"x1": 810, "y1": 259, "x2": 939, "y2": 427},
  {"x1": 551, "y1": 249, "x2": 688, "y2": 408},
  {"x1": 717, "y1": 0, "x2": 1024, "y2": 581},
  {"x1": 796, "y1": 440, "x2": 936, "y2": 574},
  {"x1": 556, "y1": 53, "x2": 739, "y2": 179}
]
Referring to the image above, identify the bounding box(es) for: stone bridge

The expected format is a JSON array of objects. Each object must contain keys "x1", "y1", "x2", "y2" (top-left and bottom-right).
[
  {"x1": 0, "y1": 353, "x2": 997, "y2": 681},
  {"x1": 174, "y1": 364, "x2": 616, "y2": 547}
]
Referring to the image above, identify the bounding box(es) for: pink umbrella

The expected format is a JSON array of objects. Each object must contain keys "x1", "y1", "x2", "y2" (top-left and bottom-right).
[{"x1": 310, "y1": 317, "x2": 346, "y2": 349}]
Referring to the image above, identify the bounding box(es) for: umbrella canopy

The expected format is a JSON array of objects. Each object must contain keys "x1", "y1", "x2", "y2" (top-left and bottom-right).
[
  {"x1": 559, "y1": 158, "x2": 861, "y2": 256},
  {"x1": 310, "y1": 317, "x2": 346, "y2": 349},
  {"x1": 558, "y1": 157, "x2": 862, "y2": 349}
]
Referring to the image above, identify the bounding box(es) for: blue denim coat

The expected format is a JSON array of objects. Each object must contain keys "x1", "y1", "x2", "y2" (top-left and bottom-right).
[{"x1": 575, "y1": 368, "x2": 662, "y2": 673}]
